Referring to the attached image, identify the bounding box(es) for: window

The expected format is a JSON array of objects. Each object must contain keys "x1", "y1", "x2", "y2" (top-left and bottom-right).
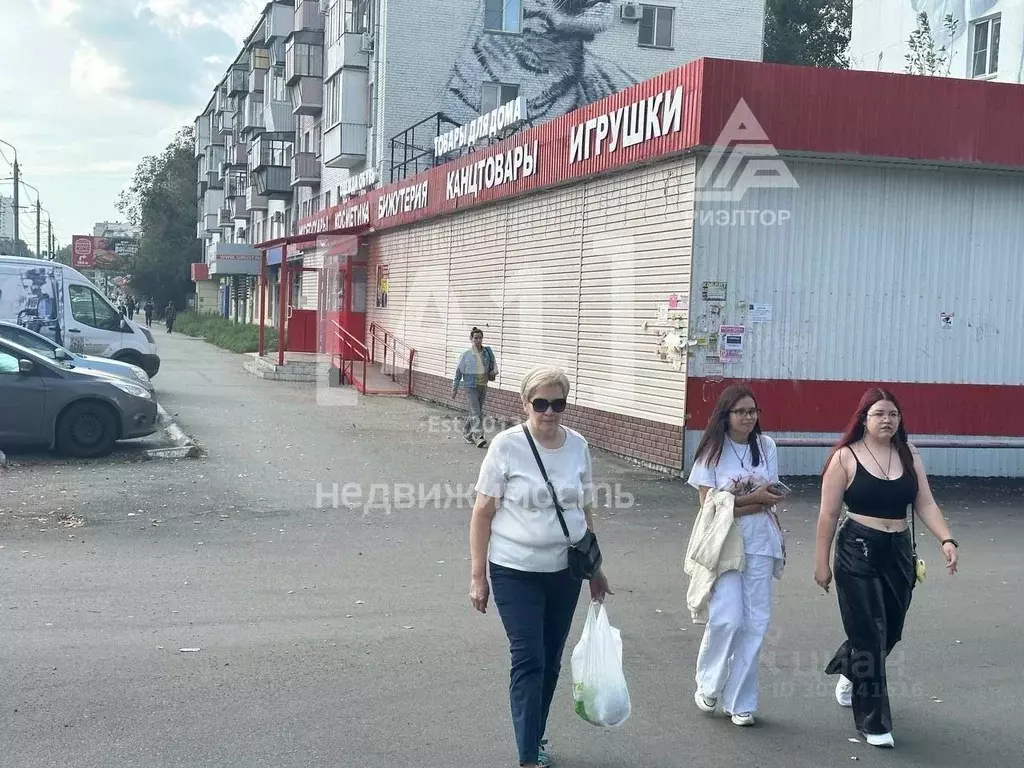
[
  {"x1": 639, "y1": 5, "x2": 674, "y2": 49},
  {"x1": 0, "y1": 350, "x2": 20, "y2": 375},
  {"x1": 481, "y1": 82, "x2": 519, "y2": 115},
  {"x1": 0, "y1": 326, "x2": 53, "y2": 355},
  {"x1": 69, "y1": 285, "x2": 122, "y2": 331},
  {"x1": 325, "y1": 191, "x2": 332, "y2": 208},
  {"x1": 325, "y1": 77, "x2": 341, "y2": 127},
  {"x1": 971, "y1": 15, "x2": 1001, "y2": 77},
  {"x1": 345, "y1": 0, "x2": 369, "y2": 33},
  {"x1": 484, "y1": 0, "x2": 521, "y2": 33}
]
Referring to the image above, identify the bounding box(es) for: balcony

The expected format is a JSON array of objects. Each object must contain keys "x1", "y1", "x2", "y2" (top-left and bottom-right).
[
  {"x1": 216, "y1": 86, "x2": 230, "y2": 114},
  {"x1": 242, "y1": 96, "x2": 266, "y2": 135},
  {"x1": 204, "y1": 213, "x2": 220, "y2": 234},
  {"x1": 217, "y1": 110, "x2": 235, "y2": 136},
  {"x1": 230, "y1": 196, "x2": 248, "y2": 219},
  {"x1": 291, "y1": 152, "x2": 321, "y2": 187},
  {"x1": 265, "y1": 100, "x2": 294, "y2": 133},
  {"x1": 224, "y1": 143, "x2": 248, "y2": 168},
  {"x1": 326, "y1": 32, "x2": 370, "y2": 78},
  {"x1": 246, "y1": 185, "x2": 269, "y2": 211},
  {"x1": 194, "y1": 113, "x2": 212, "y2": 157},
  {"x1": 291, "y1": 77, "x2": 323, "y2": 116},
  {"x1": 286, "y1": 37, "x2": 324, "y2": 85},
  {"x1": 265, "y1": 1, "x2": 294, "y2": 41},
  {"x1": 219, "y1": 206, "x2": 233, "y2": 226},
  {"x1": 323, "y1": 122, "x2": 367, "y2": 169},
  {"x1": 294, "y1": 0, "x2": 325, "y2": 32},
  {"x1": 227, "y1": 67, "x2": 248, "y2": 96},
  {"x1": 207, "y1": 169, "x2": 224, "y2": 189},
  {"x1": 250, "y1": 135, "x2": 293, "y2": 200},
  {"x1": 226, "y1": 171, "x2": 248, "y2": 199}
]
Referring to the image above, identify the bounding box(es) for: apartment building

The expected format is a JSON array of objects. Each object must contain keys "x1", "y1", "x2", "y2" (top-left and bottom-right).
[
  {"x1": 851, "y1": 0, "x2": 1024, "y2": 81},
  {"x1": 193, "y1": 0, "x2": 767, "y2": 322},
  {"x1": 0, "y1": 194, "x2": 14, "y2": 241}
]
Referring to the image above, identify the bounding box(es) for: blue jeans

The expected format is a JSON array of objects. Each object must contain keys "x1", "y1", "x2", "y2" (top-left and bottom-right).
[{"x1": 489, "y1": 562, "x2": 582, "y2": 766}]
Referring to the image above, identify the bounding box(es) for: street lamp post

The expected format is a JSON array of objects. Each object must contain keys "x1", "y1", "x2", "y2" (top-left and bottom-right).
[{"x1": 0, "y1": 139, "x2": 18, "y2": 250}]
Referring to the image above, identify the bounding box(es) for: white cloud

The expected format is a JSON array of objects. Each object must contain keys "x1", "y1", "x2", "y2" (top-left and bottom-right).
[{"x1": 69, "y1": 41, "x2": 130, "y2": 99}]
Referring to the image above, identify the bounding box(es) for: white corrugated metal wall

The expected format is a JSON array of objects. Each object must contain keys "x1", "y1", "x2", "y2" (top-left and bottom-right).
[
  {"x1": 686, "y1": 158, "x2": 1024, "y2": 476},
  {"x1": 368, "y1": 157, "x2": 696, "y2": 424}
]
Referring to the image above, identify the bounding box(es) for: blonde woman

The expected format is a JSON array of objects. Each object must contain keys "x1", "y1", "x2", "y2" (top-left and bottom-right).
[{"x1": 469, "y1": 366, "x2": 612, "y2": 768}]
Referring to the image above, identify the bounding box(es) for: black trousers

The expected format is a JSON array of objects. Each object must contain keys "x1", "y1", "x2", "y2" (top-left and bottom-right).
[
  {"x1": 489, "y1": 562, "x2": 582, "y2": 766},
  {"x1": 825, "y1": 517, "x2": 915, "y2": 735}
]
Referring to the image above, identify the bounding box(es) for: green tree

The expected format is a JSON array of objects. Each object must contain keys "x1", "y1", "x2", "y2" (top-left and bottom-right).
[
  {"x1": 117, "y1": 125, "x2": 201, "y2": 310},
  {"x1": 764, "y1": 0, "x2": 852, "y2": 69},
  {"x1": 905, "y1": 12, "x2": 959, "y2": 76}
]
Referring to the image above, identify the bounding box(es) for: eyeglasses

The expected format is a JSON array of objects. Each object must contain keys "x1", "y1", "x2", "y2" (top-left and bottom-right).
[
  {"x1": 531, "y1": 398, "x2": 567, "y2": 413},
  {"x1": 867, "y1": 410, "x2": 901, "y2": 421},
  {"x1": 729, "y1": 407, "x2": 761, "y2": 419}
]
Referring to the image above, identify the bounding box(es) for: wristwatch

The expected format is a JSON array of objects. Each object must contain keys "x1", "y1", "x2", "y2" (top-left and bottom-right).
[{"x1": 941, "y1": 538, "x2": 959, "y2": 548}]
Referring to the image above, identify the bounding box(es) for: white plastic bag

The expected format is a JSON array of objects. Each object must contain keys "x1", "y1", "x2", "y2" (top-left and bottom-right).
[{"x1": 570, "y1": 600, "x2": 631, "y2": 727}]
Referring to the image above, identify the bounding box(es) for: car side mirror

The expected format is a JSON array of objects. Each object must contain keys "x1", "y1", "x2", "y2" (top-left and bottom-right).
[
  {"x1": 18, "y1": 359, "x2": 33, "y2": 374},
  {"x1": 55, "y1": 348, "x2": 71, "y2": 361}
]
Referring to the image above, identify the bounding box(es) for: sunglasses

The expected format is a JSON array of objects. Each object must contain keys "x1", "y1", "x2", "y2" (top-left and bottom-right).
[{"x1": 531, "y1": 398, "x2": 567, "y2": 413}]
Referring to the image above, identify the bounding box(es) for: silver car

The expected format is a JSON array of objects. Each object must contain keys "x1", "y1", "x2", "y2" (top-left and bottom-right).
[
  {"x1": 0, "y1": 336, "x2": 158, "y2": 458},
  {"x1": 0, "y1": 320, "x2": 154, "y2": 393}
]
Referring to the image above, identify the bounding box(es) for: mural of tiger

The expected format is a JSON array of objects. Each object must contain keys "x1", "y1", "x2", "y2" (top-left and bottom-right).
[{"x1": 439, "y1": 0, "x2": 642, "y2": 129}]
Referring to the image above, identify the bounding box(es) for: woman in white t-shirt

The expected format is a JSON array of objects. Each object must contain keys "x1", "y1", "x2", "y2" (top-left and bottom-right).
[
  {"x1": 469, "y1": 366, "x2": 612, "y2": 768},
  {"x1": 686, "y1": 384, "x2": 787, "y2": 728}
]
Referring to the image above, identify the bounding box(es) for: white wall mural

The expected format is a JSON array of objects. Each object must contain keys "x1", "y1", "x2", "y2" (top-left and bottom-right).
[{"x1": 440, "y1": 0, "x2": 641, "y2": 128}]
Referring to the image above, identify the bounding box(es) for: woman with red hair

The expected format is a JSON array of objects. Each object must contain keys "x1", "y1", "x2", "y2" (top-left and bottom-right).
[{"x1": 814, "y1": 388, "x2": 960, "y2": 748}]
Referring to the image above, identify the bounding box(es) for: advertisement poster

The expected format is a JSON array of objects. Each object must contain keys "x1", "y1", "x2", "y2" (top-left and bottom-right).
[
  {"x1": 719, "y1": 324, "x2": 745, "y2": 363},
  {"x1": 72, "y1": 235, "x2": 138, "y2": 270}
]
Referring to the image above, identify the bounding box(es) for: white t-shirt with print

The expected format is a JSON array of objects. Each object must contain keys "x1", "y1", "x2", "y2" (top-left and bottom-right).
[
  {"x1": 476, "y1": 424, "x2": 594, "y2": 573},
  {"x1": 687, "y1": 434, "x2": 784, "y2": 560}
]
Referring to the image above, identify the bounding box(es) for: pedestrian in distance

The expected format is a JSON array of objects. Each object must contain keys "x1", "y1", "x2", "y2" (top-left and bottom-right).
[
  {"x1": 814, "y1": 388, "x2": 959, "y2": 749},
  {"x1": 685, "y1": 384, "x2": 787, "y2": 727},
  {"x1": 452, "y1": 326, "x2": 498, "y2": 448},
  {"x1": 144, "y1": 299, "x2": 154, "y2": 328},
  {"x1": 469, "y1": 365, "x2": 612, "y2": 768},
  {"x1": 165, "y1": 301, "x2": 177, "y2": 334}
]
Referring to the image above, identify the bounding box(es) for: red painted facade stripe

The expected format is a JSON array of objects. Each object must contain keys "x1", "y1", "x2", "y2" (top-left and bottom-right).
[
  {"x1": 686, "y1": 378, "x2": 1024, "y2": 437},
  {"x1": 293, "y1": 57, "x2": 1024, "y2": 237}
]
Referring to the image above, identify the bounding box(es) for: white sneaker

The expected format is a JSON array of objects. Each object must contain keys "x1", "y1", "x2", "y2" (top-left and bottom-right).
[
  {"x1": 731, "y1": 712, "x2": 755, "y2": 726},
  {"x1": 862, "y1": 732, "x2": 895, "y2": 748},
  {"x1": 694, "y1": 690, "x2": 717, "y2": 713},
  {"x1": 835, "y1": 675, "x2": 853, "y2": 707}
]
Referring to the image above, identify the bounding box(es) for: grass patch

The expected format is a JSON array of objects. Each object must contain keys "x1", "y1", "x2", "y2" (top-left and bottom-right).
[{"x1": 173, "y1": 311, "x2": 280, "y2": 354}]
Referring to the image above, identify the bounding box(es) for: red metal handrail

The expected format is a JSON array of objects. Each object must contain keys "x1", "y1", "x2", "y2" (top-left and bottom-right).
[
  {"x1": 331, "y1": 320, "x2": 369, "y2": 393},
  {"x1": 368, "y1": 322, "x2": 417, "y2": 396}
]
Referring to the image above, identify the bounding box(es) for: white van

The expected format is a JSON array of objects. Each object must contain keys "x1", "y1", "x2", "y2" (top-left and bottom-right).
[{"x1": 0, "y1": 255, "x2": 161, "y2": 377}]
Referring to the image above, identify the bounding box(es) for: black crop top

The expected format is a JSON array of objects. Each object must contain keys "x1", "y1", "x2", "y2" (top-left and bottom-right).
[{"x1": 843, "y1": 452, "x2": 917, "y2": 520}]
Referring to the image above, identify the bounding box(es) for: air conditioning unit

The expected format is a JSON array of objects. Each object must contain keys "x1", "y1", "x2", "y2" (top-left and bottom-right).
[
  {"x1": 360, "y1": 32, "x2": 375, "y2": 53},
  {"x1": 620, "y1": 2, "x2": 642, "y2": 22}
]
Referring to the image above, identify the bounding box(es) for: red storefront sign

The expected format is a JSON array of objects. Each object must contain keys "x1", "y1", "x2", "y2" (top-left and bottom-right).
[{"x1": 293, "y1": 57, "x2": 1024, "y2": 238}]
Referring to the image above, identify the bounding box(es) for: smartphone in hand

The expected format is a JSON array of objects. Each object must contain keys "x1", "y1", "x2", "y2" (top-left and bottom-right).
[{"x1": 769, "y1": 481, "x2": 793, "y2": 497}]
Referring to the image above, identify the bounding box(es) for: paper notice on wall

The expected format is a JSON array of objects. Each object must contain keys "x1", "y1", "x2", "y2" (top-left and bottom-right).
[
  {"x1": 705, "y1": 355, "x2": 725, "y2": 378},
  {"x1": 719, "y1": 325, "x2": 745, "y2": 363},
  {"x1": 940, "y1": 312, "x2": 954, "y2": 329},
  {"x1": 702, "y1": 281, "x2": 728, "y2": 302},
  {"x1": 749, "y1": 303, "x2": 773, "y2": 323}
]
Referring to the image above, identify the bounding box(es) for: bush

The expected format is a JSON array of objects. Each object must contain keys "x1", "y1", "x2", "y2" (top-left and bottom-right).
[{"x1": 173, "y1": 311, "x2": 280, "y2": 354}]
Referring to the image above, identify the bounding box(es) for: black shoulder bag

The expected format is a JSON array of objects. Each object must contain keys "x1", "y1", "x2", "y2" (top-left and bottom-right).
[{"x1": 521, "y1": 424, "x2": 603, "y2": 580}]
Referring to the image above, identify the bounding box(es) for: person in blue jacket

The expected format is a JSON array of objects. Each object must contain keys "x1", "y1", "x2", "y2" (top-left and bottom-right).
[{"x1": 452, "y1": 326, "x2": 498, "y2": 448}]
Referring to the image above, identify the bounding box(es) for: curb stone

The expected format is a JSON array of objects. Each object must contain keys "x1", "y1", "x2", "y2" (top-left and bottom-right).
[{"x1": 151, "y1": 404, "x2": 203, "y2": 460}]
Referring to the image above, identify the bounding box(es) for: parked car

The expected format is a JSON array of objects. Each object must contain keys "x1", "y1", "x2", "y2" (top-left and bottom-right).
[
  {"x1": 0, "y1": 255, "x2": 160, "y2": 377},
  {"x1": 0, "y1": 336, "x2": 158, "y2": 458},
  {"x1": 0, "y1": 320, "x2": 154, "y2": 393}
]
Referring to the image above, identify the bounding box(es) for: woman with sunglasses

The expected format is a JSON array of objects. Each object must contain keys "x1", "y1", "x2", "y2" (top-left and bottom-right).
[
  {"x1": 686, "y1": 385, "x2": 786, "y2": 727},
  {"x1": 469, "y1": 366, "x2": 612, "y2": 768},
  {"x1": 815, "y1": 388, "x2": 959, "y2": 748}
]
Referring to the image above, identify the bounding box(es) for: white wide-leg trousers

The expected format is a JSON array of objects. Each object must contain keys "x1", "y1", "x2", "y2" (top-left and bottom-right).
[{"x1": 695, "y1": 553, "x2": 775, "y2": 715}]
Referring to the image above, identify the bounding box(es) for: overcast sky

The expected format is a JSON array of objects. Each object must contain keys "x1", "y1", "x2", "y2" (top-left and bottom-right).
[{"x1": 0, "y1": 0, "x2": 266, "y2": 250}]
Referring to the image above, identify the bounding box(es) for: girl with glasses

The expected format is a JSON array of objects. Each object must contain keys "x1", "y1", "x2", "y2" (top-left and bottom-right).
[
  {"x1": 815, "y1": 388, "x2": 959, "y2": 748},
  {"x1": 469, "y1": 365, "x2": 612, "y2": 768},
  {"x1": 685, "y1": 385, "x2": 786, "y2": 727}
]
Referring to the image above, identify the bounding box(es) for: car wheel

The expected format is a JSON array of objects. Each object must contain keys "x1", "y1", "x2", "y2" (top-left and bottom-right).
[
  {"x1": 114, "y1": 352, "x2": 143, "y2": 368},
  {"x1": 56, "y1": 401, "x2": 119, "y2": 458}
]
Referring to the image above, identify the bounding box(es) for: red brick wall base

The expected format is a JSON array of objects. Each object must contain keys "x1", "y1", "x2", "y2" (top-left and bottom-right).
[{"x1": 411, "y1": 371, "x2": 684, "y2": 473}]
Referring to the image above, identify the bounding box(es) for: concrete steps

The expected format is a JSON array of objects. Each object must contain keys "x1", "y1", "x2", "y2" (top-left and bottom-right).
[{"x1": 243, "y1": 353, "x2": 330, "y2": 383}]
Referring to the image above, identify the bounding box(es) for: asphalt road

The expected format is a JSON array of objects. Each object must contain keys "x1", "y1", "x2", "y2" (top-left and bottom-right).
[{"x1": 2, "y1": 326, "x2": 1022, "y2": 768}]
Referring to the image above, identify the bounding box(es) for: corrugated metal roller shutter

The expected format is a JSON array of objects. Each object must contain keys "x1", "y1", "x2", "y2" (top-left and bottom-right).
[
  {"x1": 369, "y1": 229, "x2": 409, "y2": 360},
  {"x1": 501, "y1": 187, "x2": 585, "y2": 395},
  {"x1": 448, "y1": 207, "x2": 505, "y2": 383},
  {"x1": 577, "y1": 158, "x2": 695, "y2": 426},
  {"x1": 398, "y1": 224, "x2": 451, "y2": 378}
]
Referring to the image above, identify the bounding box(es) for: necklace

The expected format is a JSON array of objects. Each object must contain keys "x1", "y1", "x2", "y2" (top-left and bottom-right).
[
  {"x1": 728, "y1": 436, "x2": 750, "y2": 469},
  {"x1": 864, "y1": 441, "x2": 894, "y2": 480}
]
